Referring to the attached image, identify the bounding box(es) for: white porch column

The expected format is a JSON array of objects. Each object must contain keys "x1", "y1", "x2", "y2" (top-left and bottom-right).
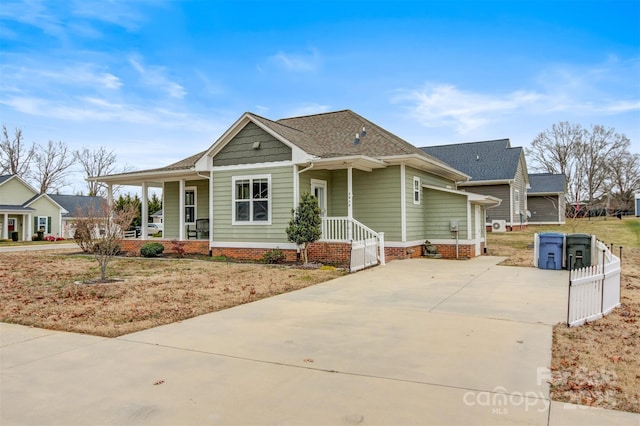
[
  {"x1": 107, "y1": 184, "x2": 113, "y2": 207},
  {"x1": 141, "y1": 182, "x2": 148, "y2": 241},
  {"x1": 293, "y1": 165, "x2": 299, "y2": 208},
  {"x1": 22, "y1": 213, "x2": 31, "y2": 241},
  {"x1": 209, "y1": 173, "x2": 214, "y2": 245},
  {"x1": 400, "y1": 163, "x2": 406, "y2": 242},
  {"x1": 2, "y1": 213, "x2": 7, "y2": 240},
  {"x1": 347, "y1": 166, "x2": 353, "y2": 241},
  {"x1": 179, "y1": 179, "x2": 185, "y2": 240}
]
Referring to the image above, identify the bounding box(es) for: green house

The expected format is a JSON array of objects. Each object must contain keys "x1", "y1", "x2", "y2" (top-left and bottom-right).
[{"x1": 95, "y1": 110, "x2": 500, "y2": 267}]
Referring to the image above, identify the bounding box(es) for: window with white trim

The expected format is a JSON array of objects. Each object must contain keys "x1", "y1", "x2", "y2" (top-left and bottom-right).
[
  {"x1": 514, "y1": 189, "x2": 520, "y2": 212},
  {"x1": 232, "y1": 175, "x2": 271, "y2": 224},
  {"x1": 185, "y1": 187, "x2": 196, "y2": 224},
  {"x1": 37, "y1": 216, "x2": 48, "y2": 232},
  {"x1": 413, "y1": 177, "x2": 421, "y2": 205}
]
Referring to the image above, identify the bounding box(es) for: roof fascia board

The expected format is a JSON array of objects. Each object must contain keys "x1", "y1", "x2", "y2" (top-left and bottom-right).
[
  {"x1": 380, "y1": 154, "x2": 470, "y2": 181},
  {"x1": 422, "y1": 183, "x2": 501, "y2": 206},
  {"x1": 304, "y1": 155, "x2": 387, "y2": 172},
  {"x1": 459, "y1": 179, "x2": 513, "y2": 186}
]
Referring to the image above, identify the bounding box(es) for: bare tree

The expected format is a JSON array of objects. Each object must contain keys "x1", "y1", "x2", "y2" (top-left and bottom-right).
[
  {"x1": 31, "y1": 140, "x2": 75, "y2": 194},
  {"x1": 526, "y1": 122, "x2": 585, "y2": 207},
  {"x1": 73, "y1": 200, "x2": 136, "y2": 282},
  {"x1": 606, "y1": 151, "x2": 640, "y2": 212},
  {"x1": 526, "y1": 122, "x2": 635, "y2": 215},
  {"x1": 0, "y1": 124, "x2": 36, "y2": 176},
  {"x1": 74, "y1": 146, "x2": 119, "y2": 196}
]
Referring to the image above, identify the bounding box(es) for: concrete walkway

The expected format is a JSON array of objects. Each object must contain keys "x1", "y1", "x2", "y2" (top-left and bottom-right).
[{"x1": 1, "y1": 257, "x2": 638, "y2": 425}]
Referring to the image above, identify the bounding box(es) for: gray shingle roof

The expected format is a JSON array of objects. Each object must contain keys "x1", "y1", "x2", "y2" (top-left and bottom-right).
[
  {"x1": 420, "y1": 139, "x2": 523, "y2": 181},
  {"x1": 0, "y1": 175, "x2": 12, "y2": 185},
  {"x1": 128, "y1": 110, "x2": 454, "y2": 174},
  {"x1": 48, "y1": 194, "x2": 105, "y2": 217},
  {"x1": 528, "y1": 173, "x2": 566, "y2": 194}
]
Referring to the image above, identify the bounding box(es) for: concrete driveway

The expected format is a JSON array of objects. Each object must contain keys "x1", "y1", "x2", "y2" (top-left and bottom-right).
[{"x1": 1, "y1": 257, "x2": 638, "y2": 425}]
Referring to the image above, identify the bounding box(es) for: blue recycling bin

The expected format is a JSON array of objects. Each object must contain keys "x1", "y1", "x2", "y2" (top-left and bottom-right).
[{"x1": 537, "y1": 233, "x2": 564, "y2": 270}]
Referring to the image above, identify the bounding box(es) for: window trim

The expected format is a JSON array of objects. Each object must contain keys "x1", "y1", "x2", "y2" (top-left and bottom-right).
[
  {"x1": 413, "y1": 177, "x2": 421, "y2": 205},
  {"x1": 185, "y1": 186, "x2": 197, "y2": 225},
  {"x1": 37, "y1": 216, "x2": 48, "y2": 232},
  {"x1": 232, "y1": 174, "x2": 272, "y2": 225}
]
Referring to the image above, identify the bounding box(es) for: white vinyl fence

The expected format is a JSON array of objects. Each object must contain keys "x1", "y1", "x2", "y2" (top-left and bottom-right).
[{"x1": 567, "y1": 240, "x2": 621, "y2": 327}]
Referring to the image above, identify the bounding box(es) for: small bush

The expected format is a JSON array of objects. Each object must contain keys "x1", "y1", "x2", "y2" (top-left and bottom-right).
[
  {"x1": 262, "y1": 248, "x2": 286, "y2": 264},
  {"x1": 171, "y1": 239, "x2": 186, "y2": 258},
  {"x1": 140, "y1": 242, "x2": 165, "y2": 258}
]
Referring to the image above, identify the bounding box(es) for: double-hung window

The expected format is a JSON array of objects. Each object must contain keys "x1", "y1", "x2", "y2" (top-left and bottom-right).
[
  {"x1": 233, "y1": 175, "x2": 271, "y2": 224},
  {"x1": 37, "y1": 216, "x2": 48, "y2": 232},
  {"x1": 413, "y1": 177, "x2": 421, "y2": 205},
  {"x1": 185, "y1": 187, "x2": 196, "y2": 224}
]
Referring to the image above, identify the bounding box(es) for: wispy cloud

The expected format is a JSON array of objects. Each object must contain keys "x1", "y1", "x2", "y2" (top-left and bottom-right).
[
  {"x1": 286, "y1": 103, "x2": 332, "y2": 117},
  {"x1": 394, "y1": 59, "x2": 640, "y2": 136},
  {"x1": 269, "y1": 48, "x2": 321, "y2": 72},
  {"x1": 129, "y1": 55, "x2": 186, "y2": 99}
]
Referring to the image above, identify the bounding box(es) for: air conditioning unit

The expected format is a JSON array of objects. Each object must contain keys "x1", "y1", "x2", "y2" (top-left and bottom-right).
[{"x1": 491, "y1": 219, "x2": 507, "y2": 233}]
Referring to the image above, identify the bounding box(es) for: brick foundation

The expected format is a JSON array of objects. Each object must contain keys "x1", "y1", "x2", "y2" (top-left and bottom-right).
[
  {"x1": 120, "y1": 239, "x2": 485, "y2": 265},
  {"x1": 119, "y1": 239, "x2": 209, "y2": 256}
]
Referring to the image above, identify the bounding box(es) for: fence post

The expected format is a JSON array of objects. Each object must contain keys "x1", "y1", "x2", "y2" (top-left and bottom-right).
[
  {"x1": 567, "y1": 254, "x2": 573, "y2": 327},
  {"x1": 619, "y1": 246, "x2": 623, "y2": 260},
  {"x1": 601, "y1": 249, "x2": 606, "y2": 314}
]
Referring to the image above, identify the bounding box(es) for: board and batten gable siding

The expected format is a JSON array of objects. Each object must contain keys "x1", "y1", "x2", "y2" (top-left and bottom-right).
[
  {"x1": 213, "y1": 122, "x2": 292, "y2": 167},
  {"x1": 405, "y1": 166, "x2": 457, "y2": 242},
  {"x1": 423, "y1": 188, "x2": 468, "y2": 238},
  {"x1": 212, "y1": 165, "x2": 293, "y2": 243},
  {"x1": 0, "y1": 177, "x2": 36, "y2": 204},
  {"x1": 352, "y1": 167, "x2": 402, "y2": 241},
  {"x1": 28, "y1": 196, "x2": 62, "y2": 236},
  {"x1": 163, "y1": 179, "x2": 209, "y2": 239}
]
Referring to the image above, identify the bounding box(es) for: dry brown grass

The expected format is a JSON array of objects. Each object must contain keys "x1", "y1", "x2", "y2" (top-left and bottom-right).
[
  {"x1": 0, "y1": 250, "x2": 344, "y2": 337},
  {"x1": 488, "y1": 217, "x2": 640, "y2": 413}
]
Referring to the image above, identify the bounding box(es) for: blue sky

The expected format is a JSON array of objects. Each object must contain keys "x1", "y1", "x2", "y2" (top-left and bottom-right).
[{"x1": 1, "y1": 0, "x2": 639, "y2": 194}]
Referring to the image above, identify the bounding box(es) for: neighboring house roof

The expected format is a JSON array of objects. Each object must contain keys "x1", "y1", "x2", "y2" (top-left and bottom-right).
[
  {"x1": 0, "y1": 175, "x2": 12, "y2": 185},
  {"x1": 528, "y1": 173, "x2": 566, "y2": 195},
  {"x1": 151, "y1": 209, "x2": 163, "y2": 217},
  {"x1": 48, "y1": 194, "x2": 105, "y2": 217},
  {"x1": 420, "y1": 139, "x2": 525, "y2": 182},
  {"x1": 0, "y1": 205, "x2": 35, "y2": 212},
  {"x1": 94, "y1": 110, "x2": 470, "y2": 184}
]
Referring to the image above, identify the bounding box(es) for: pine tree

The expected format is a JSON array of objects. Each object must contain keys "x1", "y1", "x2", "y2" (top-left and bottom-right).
[{"x1": 286, "y1": 192, "x2": 321, "y2": 264}]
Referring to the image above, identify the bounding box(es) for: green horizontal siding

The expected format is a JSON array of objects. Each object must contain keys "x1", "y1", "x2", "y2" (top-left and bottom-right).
[
  {"x1": 212, "y1": 165, "x2": 294, "y2": 243},
  {"x1": 162, "y1": 179, "x2": 209, "y2": 239},
  {"x1": 424, "y1": 188, "x2": 468, "y2": 238},
  {"x1": 352, "y1": 167, "x2": 402, "y2": 241}
]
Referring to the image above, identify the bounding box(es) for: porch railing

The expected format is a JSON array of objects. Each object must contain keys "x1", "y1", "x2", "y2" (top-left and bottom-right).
[{"x1": 321, "y1": 216, "x2": 385, "y2": 266}]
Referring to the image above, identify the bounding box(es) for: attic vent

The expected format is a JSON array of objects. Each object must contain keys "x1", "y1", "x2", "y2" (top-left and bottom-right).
[
  {"x1": 476, "y1": 155, "x2": 480, "y2": 161},
  {"x1": 252, "y1": 141, "x2": 261, "y2": 150},
  {"x1": 353, "y1": 126, "x2": 366, "y2": 145}
]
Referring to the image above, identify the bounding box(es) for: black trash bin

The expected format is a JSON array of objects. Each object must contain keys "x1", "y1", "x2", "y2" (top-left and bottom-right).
[
  {"x1": 10, "y1": 231, "x2": 19, "y2": 242},
  {"x1": 537, "y1": 232, "x2": 564, "y2": 270},
  {"x1": 566, "y1": 233, "x2": 592, "y2": 270}
]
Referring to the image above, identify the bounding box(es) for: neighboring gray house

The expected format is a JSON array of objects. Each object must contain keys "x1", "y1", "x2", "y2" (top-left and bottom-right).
[
  {"x1": 151, "y1": 208, "x2": 163, "y2": 224},
  {"x1": 421, "y1": 139, "x2": 529, "y2": 231},
  {"x1": 48, "y1": 194, "x2": 106, "y2": 239},
  {"x1": 527, "y1": 173, "x2": 566, "y2": 225}
]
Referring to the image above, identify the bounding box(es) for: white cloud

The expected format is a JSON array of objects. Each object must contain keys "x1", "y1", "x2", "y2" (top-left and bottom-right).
[
  {"x1": 394, "y1": 59, "x2": 640, "y2": 136},
  {"x1": 286, "y1": 103, "x2": 332, "y2": 117},
  {"x1": 269, "y1": 48, "x2": 321, "y2": 72},
  {"x1": 393, "y1": 84, "x2": 542, "y2": 134},
  {"x1": 129, "y1": 55, "x2": 186, "y2": 99}
]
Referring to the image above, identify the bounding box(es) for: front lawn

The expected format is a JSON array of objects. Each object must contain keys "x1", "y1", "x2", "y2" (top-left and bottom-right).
[{"x1": 0, "y1": 250, "x2": 344, "y2": 337}]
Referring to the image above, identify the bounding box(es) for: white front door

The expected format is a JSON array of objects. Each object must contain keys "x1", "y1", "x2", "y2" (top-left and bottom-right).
[{"x1": 311, "y1": 179, "x2": 327, "y2": 217}]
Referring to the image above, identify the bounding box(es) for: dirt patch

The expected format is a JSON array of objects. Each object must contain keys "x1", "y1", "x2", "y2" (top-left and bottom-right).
[{"x1": 0, "y1": 250, "x2": 344, "y2": 337}]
